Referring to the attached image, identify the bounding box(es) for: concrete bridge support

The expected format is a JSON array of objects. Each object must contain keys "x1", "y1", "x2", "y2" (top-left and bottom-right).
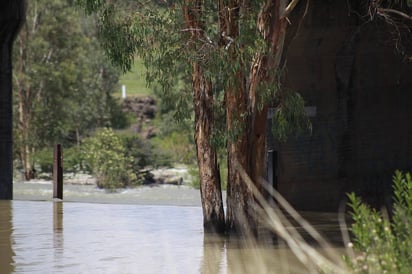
[{"x1": 0, "y1": 1, "x2": 25, "y2": 199}]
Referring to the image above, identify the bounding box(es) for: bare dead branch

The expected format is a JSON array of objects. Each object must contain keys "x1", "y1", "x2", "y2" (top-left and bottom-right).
[
  {"x1": 282, "y1": 0, "x2": 300, "y2": 18},
  {"x1": 232, "y1": 158, "x2": 348, "y2": 273},
  {"x1": 377, "y1": 7, "x2": 412, "y2": 21}
]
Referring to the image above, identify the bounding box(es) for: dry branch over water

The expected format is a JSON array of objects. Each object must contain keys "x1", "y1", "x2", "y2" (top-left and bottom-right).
[{"x1": 233, "y1": 159, "x2": 349, "y2": 273}]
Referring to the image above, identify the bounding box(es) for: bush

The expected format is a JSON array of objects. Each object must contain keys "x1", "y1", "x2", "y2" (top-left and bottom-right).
[
  {"x1": 188, "y1": 166, "x2": 200, "y2": 189},
  {"x1": 82, "y1": 128, "x2": 133, "y2": 189},
  {"x1": 151, "y1": 131, "x2": 195, "y2": 165},
  {"x1": 346, "y1": 171, "x2": 412, "y2": 273},
  {"x1": 123, "y1": 134, "x2": 153, "y2": 170},
  {"x1": 63, "y1": 146, "x2": 85, "y2": 173},
  {"x1": 34, "y1": 148, "x2": 54, "y2": 173},
  {"x1": 121, "y1": 133, "x2": 171, "y2": 183},
  {"x1": 34, "y1": 145, "x2": 86, "y2": 174}
]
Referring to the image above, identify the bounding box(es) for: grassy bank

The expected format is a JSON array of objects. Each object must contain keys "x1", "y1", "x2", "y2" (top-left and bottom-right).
[{"x1": 117, "y1": 58, "x2": 152, "y2": 97}]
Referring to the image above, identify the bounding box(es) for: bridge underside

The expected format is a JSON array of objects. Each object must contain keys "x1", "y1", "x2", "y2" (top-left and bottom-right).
[{"x1": 272, "y1": 1, "x2": 412, "y2": 211}]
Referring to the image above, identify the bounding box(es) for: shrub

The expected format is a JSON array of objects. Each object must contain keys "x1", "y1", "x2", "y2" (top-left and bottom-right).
[
  {"x1": 346, "y1": 171, "x2": 412, "y2": 273},
  {"x1": 34, "y1": 145, "x2": 86, "y2": 174},
  {"x1": 82, "y1": 128, "x2": 133, "y2": 189},
  {"x1": 63, "y1": 145, "x2": 85, "y2": 173},
  {"x1": 188, "y1": 166, "x2": 200, "y2": 189},
  {"x1": 34, "y1": 148, "x2": 54, "y2": 173},
  {"x1": 151, "y1": 131, "x2": 195, "y2": 165},
  {"x1": 121, "y1": 133, "x2": 167, "y2": 184}
]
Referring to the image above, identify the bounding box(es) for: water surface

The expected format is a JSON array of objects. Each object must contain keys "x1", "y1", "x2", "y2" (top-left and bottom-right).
[{"x1": 1, "y1": 182, "x2": 346, "y2": 273}]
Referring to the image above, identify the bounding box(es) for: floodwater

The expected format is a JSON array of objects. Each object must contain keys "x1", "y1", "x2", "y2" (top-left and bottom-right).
[{"x1": 0, "y1": 182, "x2": 348, "y2": 274}]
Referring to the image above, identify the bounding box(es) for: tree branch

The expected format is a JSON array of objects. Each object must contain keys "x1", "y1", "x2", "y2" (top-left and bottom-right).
[
  {"x1": 377, "y1": 7, "x2": 412, "y2": 21},
  {"x1": 282, "y1": 0, "x2": 300, "y2": 18}
]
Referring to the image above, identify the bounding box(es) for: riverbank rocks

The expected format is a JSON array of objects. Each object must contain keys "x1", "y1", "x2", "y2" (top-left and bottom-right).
[
  {"x1": 14, "y1": 173, "x2": 97, "y2": 185},
  {"x1": 122, "y1": 96, "x2": 157, "y2": 120},
  {"x1": 122, "y1": 96, "x2": 158, "y2": 138},
  {"x1": 64, "y1": 173, "x2": 97, "y2": 185},
  {"x1": 16, "y1": 166, "x2": 192, "y2": 189},
  {"x1": 143, "y1": 166, "x2": 190, "y2": 186}
]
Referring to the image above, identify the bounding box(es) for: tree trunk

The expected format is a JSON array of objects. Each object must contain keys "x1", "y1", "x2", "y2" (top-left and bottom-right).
[
  {"x1": 247, "y1": 0, "x2": 288, "y2": 190},
  {"x1": 183, "y1": 1, "x2": 225, "y2": 233},
  {"x1": 0, "y1": 0, "x2": 25, "y2": 199},
  {"x1": 226, "y1": 77, "x2": 257, "y2": 234},
  {"x1": 15, "y1": 23, "x2": 34, "y2": 180},
  {"x1": 224, "y1": 0, "x2": 304, "y2": 234},
  {"x1": 193, "y1": 63, "x2": 225, "y2": 233},
  {"x1": 222, "y1": 0, "x2": 258, "y2": 234}
]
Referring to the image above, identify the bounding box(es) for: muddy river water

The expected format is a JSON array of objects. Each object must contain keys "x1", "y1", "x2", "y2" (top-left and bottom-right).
[{"x1": 0, "y1": 182, "x2": 348, "y2": 273}]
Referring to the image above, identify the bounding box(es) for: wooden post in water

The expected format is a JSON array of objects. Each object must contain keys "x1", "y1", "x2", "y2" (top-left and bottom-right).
[{"x1": 53, "y1": 144, "x2": 63, "y2": 200}]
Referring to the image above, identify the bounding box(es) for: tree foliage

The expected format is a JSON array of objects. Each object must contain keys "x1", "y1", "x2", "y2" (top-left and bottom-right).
[
  {"x1": 82, "y1": 128, "x2": 165, "y2": 189},
  {"x1": 76, "y1": 0, "x2": 311, "y2": 233},
  {"x1": 76, "y1": 1, "x2": 309, "y2": 140},
  {"x1": 12, "y1": 0, "x2": 125, "y2": 177},
  {"x1": 82, "y1": 128, "x2": 133, "y2": 189}
]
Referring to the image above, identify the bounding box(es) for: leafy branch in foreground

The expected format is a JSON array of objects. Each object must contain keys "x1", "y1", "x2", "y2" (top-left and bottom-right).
[{"x1": 346, "y1": 171, "x2": 412, "y2": 274}]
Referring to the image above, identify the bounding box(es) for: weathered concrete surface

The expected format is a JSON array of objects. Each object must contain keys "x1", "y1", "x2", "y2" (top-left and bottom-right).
[{"x1": 275, "y1": 1, "x2": 412, "y2": 211}]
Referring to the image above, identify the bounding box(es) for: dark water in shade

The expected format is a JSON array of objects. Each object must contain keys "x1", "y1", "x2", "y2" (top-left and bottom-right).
[{"x1": 0, "y1": 183, "x2": 347, "y2": 274}]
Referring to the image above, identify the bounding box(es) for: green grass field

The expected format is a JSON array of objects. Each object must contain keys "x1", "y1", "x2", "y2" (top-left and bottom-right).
[{"x1": 117, "y1": 58, "x2": 152, "y2": 97}]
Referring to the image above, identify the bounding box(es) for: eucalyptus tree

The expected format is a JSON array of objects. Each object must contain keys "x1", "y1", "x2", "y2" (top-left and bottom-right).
[
  {"x1": 182, "y1": 1, "x2": 310, "y2": 234},
  {"x1": 0, "y1": 0, "x2": 25, "y2": 199},
  {"x1": 76, "y1": 0, "x2": 311, "y2": 234},
  {"x1": 13, "y1": 0, "x2": 121, "y2": 179}
]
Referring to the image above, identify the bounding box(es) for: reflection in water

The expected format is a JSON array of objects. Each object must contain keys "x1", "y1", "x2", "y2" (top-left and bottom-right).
[
  {"x1": 199, "y1": 235, "x2": 343, "y2": 274},
  {"x1": 53, "y1": 202, "x2": 63, "y2": 256},
  {"x1": 3, "y1": 200, "x2": 344, "y2": 273},
  {"x1": 200, "y1": 234, "x2": 225, "y2": 274},
  {"x1": 0, "y1": 201, "x2": 15, "y2": 274},
  {"x1": 201, "y1": 231, "x2": 344, "y2": 274},
  {"x1": 9, "y1": 201, "x2": 205, "y2": 273},
  {"x1": 225, "y1": 239, "x2": 309, "y2": 274}
]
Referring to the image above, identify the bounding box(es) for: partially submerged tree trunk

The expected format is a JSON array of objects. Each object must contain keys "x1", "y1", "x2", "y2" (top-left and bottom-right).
[
  {"x1": 183, "y1": 0, "x2": 307, "y2": 235},
  {"x1": 219, "y1": 0, "x2": 257, "y2": 234},
  {"x1": 224, "y1": 0, "x2": 306, "y2": 234},
  {"x1": 193, "y1": 62, "x2": 226, "y2": 233},
  {"x1": 0, "y1": 0, "x2": 25, "y2": 199},
  {"x1": 226, "y1": 77, "x2": 257, "y2": 233},
  {"x1": 183, "y1": 1, "x2": 225, "y2": 234},
  {"x1": 76, "y1": 0, "x2": 307, "y2": 235}
]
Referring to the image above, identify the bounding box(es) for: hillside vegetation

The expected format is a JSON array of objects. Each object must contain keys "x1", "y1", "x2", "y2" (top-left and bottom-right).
[{"x1": 118, "y1": 58, "x2": 152, "y2": 97}]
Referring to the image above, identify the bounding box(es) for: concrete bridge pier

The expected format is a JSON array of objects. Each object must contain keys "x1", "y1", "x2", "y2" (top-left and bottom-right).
[{"x1": 0, "y1": 1, "x2": 26, "y2": 200}]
